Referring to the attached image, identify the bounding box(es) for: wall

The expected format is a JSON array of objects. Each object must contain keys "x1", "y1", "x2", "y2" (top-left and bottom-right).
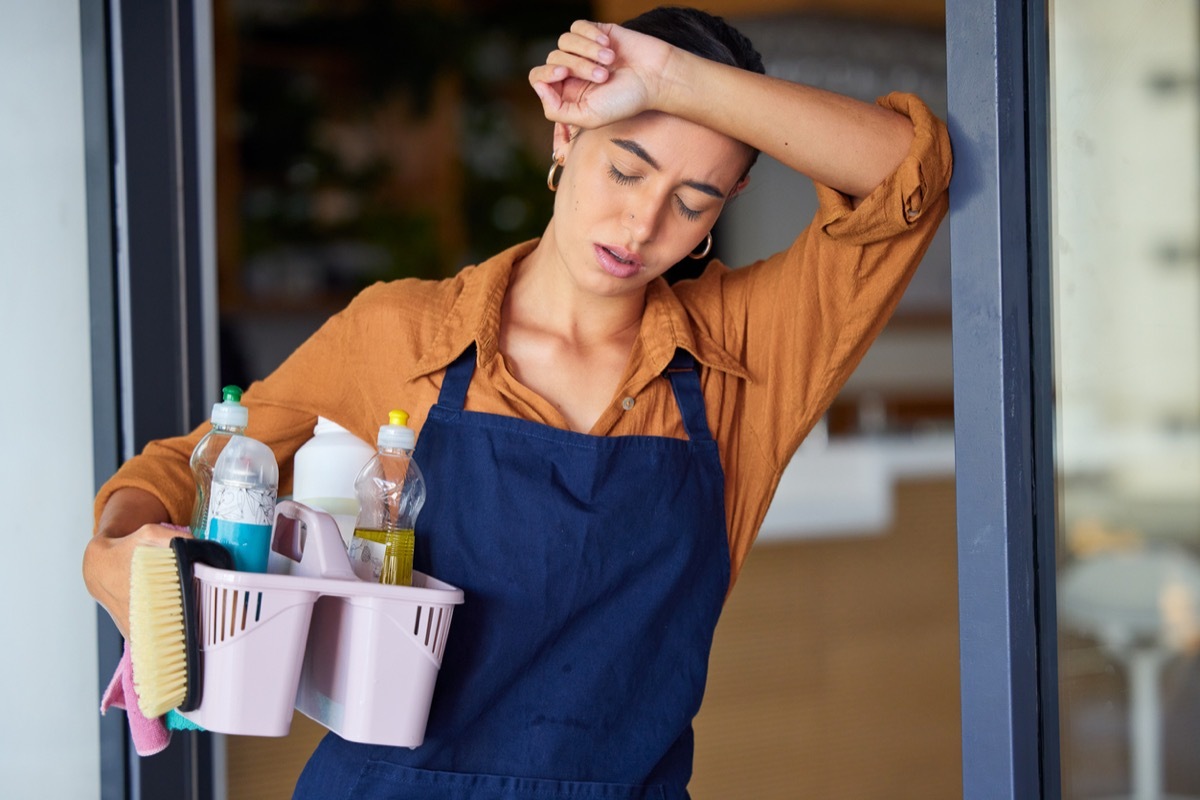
[{"x1": 0, "y1": 1, "x2": 101, "y2": 797}]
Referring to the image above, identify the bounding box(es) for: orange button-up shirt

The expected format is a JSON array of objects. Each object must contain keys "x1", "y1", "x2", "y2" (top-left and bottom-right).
[{"x1": 96, "y1": 92, "x2": 952, "y2": 590}]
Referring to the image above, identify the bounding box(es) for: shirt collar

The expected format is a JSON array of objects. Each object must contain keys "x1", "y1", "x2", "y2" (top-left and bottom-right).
[
  {"x1": 407, "y1": 239, "x2": 749, "y2": 382},
  {"x1": 406, "y1": 240, "x2": 531, "y2": 380},
  {"x1": 638, "y1": 275, "x2": 750, "y2": 380}
]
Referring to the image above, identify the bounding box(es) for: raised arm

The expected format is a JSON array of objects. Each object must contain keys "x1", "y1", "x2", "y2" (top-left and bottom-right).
[{"x1": 529, "y1": 19, "x2": 914, "y2": 202}]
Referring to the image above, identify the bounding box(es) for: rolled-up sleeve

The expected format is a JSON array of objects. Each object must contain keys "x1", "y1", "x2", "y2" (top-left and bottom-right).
[{"x1": 816, "y1": 92, "x2": 953, "y2": 245}]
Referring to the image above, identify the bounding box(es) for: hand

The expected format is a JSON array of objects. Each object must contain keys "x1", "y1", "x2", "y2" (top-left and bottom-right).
[
  {"x1": 83, "y1": 488, "x2": 185, "y2": 638},
  {"x1": 86, "y1": 523, "x2": 192, "y2": 638},
  {"x1": 528, "y1": 20, "x2": 674, "y2": 129}
]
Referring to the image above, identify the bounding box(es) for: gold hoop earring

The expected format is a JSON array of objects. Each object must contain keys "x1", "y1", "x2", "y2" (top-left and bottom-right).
[
  {"x1": 547, "y1": 156, "x2": 564, "y2": 192},
  {"x1": 688, "y1": 232, "x2": 713, "y2": 260}
]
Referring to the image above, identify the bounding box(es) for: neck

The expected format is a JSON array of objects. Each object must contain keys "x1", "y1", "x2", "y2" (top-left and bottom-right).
[{"x1": 507, "y1": 224, "x2": 648, "y2": 347}]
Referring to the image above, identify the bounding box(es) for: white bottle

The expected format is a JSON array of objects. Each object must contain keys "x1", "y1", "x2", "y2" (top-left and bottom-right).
[
  {"x1": 206, "y1": 433, "x2": 279, "y2": 573},
  {"x1": 292, "y1": 416, "x2": 375, "y2": 549}
]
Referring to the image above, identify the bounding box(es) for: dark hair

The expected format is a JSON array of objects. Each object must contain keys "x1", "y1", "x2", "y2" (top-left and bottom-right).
[
  {"x1": 623, "y1": 6, "x2": 764, "y2": 76},
  {"x1": 622, "y1": 6, "x2": 766, "y2": 177}
]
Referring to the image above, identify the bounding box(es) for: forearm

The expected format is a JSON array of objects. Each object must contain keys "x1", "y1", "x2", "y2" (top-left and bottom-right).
[
  {"x1": 658, "y1": 48, "x2": 914, "y2": 200},
  {"x1": 93, "y1": 486, "x2": 171, "y2": 540}
]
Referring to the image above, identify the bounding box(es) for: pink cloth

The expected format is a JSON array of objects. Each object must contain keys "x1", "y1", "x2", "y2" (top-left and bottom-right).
[{"x1": 100, "y1": 640, "x2": 171, "y2": 756}]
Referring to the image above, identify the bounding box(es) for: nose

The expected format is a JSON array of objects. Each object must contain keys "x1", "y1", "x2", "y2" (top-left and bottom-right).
[{"x1": 623, "y1": 189, "x2": 666, "y2": 244}]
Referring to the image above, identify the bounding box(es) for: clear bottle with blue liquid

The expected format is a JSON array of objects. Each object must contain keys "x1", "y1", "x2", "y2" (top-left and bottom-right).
[{"x1": 205, "y1": 428, "x2": 278, "y2": 573}]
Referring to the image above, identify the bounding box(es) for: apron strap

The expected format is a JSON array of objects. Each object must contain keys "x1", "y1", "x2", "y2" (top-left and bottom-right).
[
  {"x1": 663, "y1": 350, "x2": 714, "y2": 443},
  {"x1": 436, "y1": 345, "x2": 477, "y2": 411}
]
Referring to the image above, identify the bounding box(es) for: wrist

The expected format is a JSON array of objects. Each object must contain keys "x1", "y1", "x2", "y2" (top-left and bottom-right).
[
  {"x1": 82, "y1": 535, "x2": 118, "y2": 605},
  {"x1": 653, "y1": 45, "x2": 700, "y2": 118}
]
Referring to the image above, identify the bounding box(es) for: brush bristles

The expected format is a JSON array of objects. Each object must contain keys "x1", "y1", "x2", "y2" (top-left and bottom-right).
[{"x1": 129, "y1": 544, "x2": 189, "y2": 718}]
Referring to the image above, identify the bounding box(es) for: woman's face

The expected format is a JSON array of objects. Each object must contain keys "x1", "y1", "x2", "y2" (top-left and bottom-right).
[{"x1": 548, "y1": 111, "x2": 751, "y2": 298}]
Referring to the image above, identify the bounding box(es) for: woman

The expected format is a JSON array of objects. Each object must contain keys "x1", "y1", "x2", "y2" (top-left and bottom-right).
[{"x1": 84, "y1": 6, "x2": 951, "y2": 798}]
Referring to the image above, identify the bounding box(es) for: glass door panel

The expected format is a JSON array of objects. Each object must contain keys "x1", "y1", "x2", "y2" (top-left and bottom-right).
[{"x1": 1050, "y1": 1, "x2": 1200, "y2": 797}]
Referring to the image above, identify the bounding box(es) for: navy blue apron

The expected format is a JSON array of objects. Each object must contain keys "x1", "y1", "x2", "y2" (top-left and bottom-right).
[{"x1": 294, "y1": 346, "x2": 730, "y2": 800}]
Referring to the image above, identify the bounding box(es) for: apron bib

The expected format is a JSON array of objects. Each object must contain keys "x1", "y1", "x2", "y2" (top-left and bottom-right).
[{"x1": 295, "y1": 347, "x2": 730, "y2": 800}]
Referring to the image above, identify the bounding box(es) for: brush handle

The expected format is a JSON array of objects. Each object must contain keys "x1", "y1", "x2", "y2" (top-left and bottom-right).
[{"x1": 171, "y1": 538, "x2": 233, "y2": 712}]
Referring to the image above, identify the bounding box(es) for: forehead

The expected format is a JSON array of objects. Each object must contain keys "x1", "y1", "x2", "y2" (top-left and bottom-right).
[{"x1": 585, "y1": 111, "x2": 750, "y2": 188}]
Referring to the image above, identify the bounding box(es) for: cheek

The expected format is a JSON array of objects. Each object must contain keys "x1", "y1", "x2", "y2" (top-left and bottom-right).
[{"x1": 559, "y1": 170, "x2": 617, "y2": 226}]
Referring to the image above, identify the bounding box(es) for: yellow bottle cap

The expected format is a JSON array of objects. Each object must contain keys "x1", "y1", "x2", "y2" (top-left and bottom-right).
[{"x1": 377, "y1": 409, "x2": 415, "y2": 449}]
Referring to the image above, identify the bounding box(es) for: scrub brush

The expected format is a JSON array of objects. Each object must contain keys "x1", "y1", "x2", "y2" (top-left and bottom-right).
[{"x1": 129, "y1": 538, "x2": 233, "y2": 718}]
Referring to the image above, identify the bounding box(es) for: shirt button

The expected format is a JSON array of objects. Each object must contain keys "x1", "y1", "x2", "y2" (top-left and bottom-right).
[{"x1": 621, "y1": 396, "x2": 636, "y2": 411}]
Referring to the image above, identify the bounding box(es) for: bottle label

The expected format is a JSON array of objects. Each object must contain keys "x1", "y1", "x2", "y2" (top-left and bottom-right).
[
  {"x1": 349, "y1": 528, "x2": 415, "y2": 585},
  {"x1": 209, "y1": 481, "x2": 276, "y2": 526},
  {"x1": 348, "y1": 530, "x2": 386, "y2": 582},
  {"x1": 207, "y1": 480, "x2": 276, "y2": 573}
]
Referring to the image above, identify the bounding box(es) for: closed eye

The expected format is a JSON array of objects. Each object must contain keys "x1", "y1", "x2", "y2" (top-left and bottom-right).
[
  {"x1": 608, "y1": 165, "x2": 638, "y2": 185},
  {"x1": 610, "y1": 163, "x2": 703, "y2": 222},
  {"x1": 674, "y1": 196, "x2": 700, "y2": 222}
]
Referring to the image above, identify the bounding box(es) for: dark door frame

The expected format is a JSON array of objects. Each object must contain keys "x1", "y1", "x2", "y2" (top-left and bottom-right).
[
  {"x1": 83, "y1": 0, "x2": 216, "y2": 797},
  {"x1": 946, "y1": 0, "x2": 1059, "y2": 797}
]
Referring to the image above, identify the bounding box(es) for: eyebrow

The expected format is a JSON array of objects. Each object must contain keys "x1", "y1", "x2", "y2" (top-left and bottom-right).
[{"x1": 610, "y1": 138, "x2": 727, "y2": 200}]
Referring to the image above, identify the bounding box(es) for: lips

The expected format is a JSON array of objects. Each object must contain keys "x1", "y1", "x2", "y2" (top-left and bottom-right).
[{"x1": 594, "y1": 243, "x2": 644, "y2": 279}]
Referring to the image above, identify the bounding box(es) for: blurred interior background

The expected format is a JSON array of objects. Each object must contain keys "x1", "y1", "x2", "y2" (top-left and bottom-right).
[{"x1": 211, "y1": 2, "x2": 962, "y2": 798}]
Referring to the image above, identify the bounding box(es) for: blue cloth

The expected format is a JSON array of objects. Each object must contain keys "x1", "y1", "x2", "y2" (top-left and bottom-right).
[
  {"x1": 165, "y1": 709, "x2": 204, "y2": 731},
  {"x1": 295, "y1": 347, "x2": 729, "y2": 800}
]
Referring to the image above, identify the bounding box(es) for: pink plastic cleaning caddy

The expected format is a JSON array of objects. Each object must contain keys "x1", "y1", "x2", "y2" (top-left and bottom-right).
[{"x1": 179, "y1": 499, "x2": 464, "y2": 748}]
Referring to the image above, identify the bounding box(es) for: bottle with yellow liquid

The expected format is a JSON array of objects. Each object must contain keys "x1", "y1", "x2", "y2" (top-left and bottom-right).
[{"x1": 349, "y1": 410, "x2": 426, "y2": 585}]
